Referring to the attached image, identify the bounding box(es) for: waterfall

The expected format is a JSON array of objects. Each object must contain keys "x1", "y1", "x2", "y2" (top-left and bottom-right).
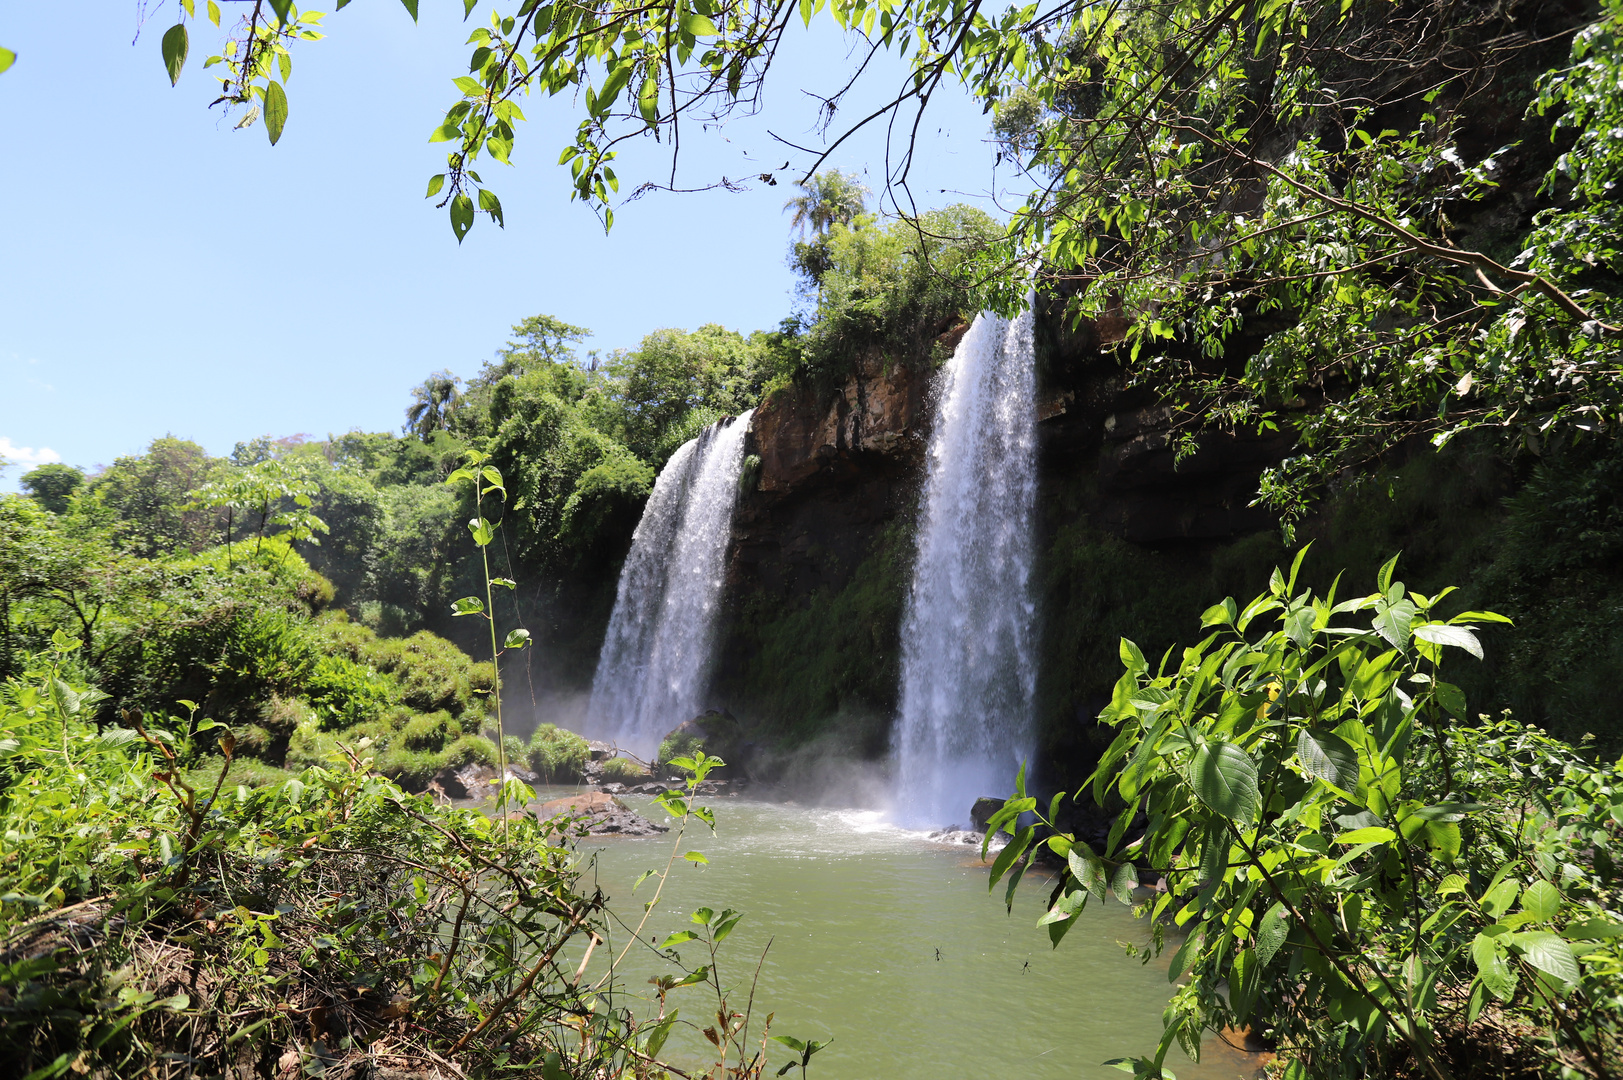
[
  {"x1": 586, "y1": 410, "x2": 754, "y2": 758},
  {"x1": 893, "y1": 309, "x2": 1038, "y2": 828}
]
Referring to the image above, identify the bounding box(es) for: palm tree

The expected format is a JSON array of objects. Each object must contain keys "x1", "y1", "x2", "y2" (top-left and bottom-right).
[
  {"x1": 783, "y1": 169, "x2": 869, "y2": 237},
  {"x1": 404, "y1": 370, "x2": 462, "y2": 439}
]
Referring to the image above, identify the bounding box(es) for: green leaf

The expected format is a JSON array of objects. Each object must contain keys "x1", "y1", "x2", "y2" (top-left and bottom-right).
[
  {"x1": 268, "y1": 0, "x2": 293, "y2": 23},
  {"x1": 1472, "y1": 931, "x2": 1517, "y2": 1000},
  {"x1": 1377, "y1": 553, "x2": 1400, "y2": 593},
  {"x1": 1200, "y1": 599, "x2": 1236, "y2": 627},
  {"x1": 1449, "y1": 610, "x2": 1513, "y2": 625},
  {"x1": 263, "y1": 80, "x2": 288, "y2": 145},
  {"x1": 1519, "y1": 880, "x2": 1562, "y2": 922},
  {"x1": 645, "y1": 1013, "x2": 678, "y2": 1059},
  {"x1": 450, "y1": 194, "x2": 475, "y2": 242},
  {"x1": 1190, "y1": 741, "x2": 1260, "y2": 824},
  {"x1": 1068, "y1": 847, "x2": 1108, "y2": 900},
  {"x1": 1481, "y1": 879, "x2": 1520, "y2": 918},
  {"x1": 1168, "y1": 927, "x2": 1203, "y2": 982},
  {"x1": 1336, "y1": 826, "x2": 1397, "y2": 845},
  {"x1": 658, "y1": 929, "x2": 699, "y2": 950},
  {"x1": 680, "y1": 12, "x2": 719, "y2": 35},
  {"x1": 1434, "y1": 681, "x2": 1467, "y2": 718},
  {"x1": 683, "y1": 850, "x2": 708, "y2": 864},
  {"x1": 426, "y1": 173, "x2": 445, "y2": 198},
  {"x1": 1413, "y1": 623, "x2": 1483, "y2": 659},
  {"x1": 1296, "y1": 728, "x2": 1357, "y2": 790},
  {"x1": 1408, "y1": 801, "x2": 1486, "y2": 822},
  {"x1": 468, "y1": 516, "x2": 494, "y2": 545},
  {"x1": 0, "y1": 49, "x2": 15, "y2": 74},
  {"x1": 400, "y1": 0, "x2": 420, "y2": 20},
  {"x1": 1109, "y1": 861, "x2": 1137, "y2": 905},
  {"x1": 478, "y1": 188, "x2": 504, "y2": 227},
  {"x1": 451, "y1": 596, "x2": 484, "y2": 616},
  {"x1": 1119, "y1": 637, "x2": 1148, "y2": 674},
  {"x1": 988, "y1": 826, "x2": 1034, "y2": 893},
  {"x1": 162, "y1": 23, "x2": 188, "y2": 86},
  {"x1": 1567, "y1": 918, "x2": 1623, "y2": 939},
  {"x1": 503, "y1": 628, "x2": 531, "y2": 649},
  {"x1": 1510, "y1": 931, "x2": 1580, "y2": 990},
  {"x1": 1255, "y1": 902, "x2": 1288, "y2": 965},
  {"x1": 429, "y1": 122, "x2": 463, "y2": 143}
]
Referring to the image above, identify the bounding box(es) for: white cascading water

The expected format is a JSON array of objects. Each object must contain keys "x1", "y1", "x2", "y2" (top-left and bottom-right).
[
  {"x1": 586, "y1": 410, "x2": 755, "y2": 758},
  {"x1": 893, "y1": 309, "x2": 1038, "y2": 828}
]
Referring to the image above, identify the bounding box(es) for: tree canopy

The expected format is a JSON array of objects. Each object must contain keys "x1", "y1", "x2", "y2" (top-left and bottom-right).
[{"x1": 136, "y1": 0, "x2": 1622, "y2": 518}]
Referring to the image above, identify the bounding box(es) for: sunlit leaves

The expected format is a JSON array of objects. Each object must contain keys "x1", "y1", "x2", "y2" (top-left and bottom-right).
[
  {"x1": 162, "y1": 24, "x2": 189, "y2": 86},
  {"x1": 263, "y1": 80, "x2": 288, "y2": 144},
  {"x1": 1190, "y1": 741, "x2": 1259, "y2": 824}
]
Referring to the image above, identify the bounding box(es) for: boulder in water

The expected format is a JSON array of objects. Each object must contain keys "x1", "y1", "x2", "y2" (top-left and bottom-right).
[
  {"x1": 970, "y1": 797, "x2": 1006, "y2": 834},
  {"x1": 536, "y1": 791, "x2": 668, "y2": 837},
  {"x1": 429, "y1": 762, "x2": 500, "y2": 800}
]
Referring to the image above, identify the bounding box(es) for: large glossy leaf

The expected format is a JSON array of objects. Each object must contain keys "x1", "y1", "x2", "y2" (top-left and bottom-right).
[
  {"x1": 1511, "y1": 931, "x2": 1580, "y2": 990},
  {"x1": 1296, "y1": 728, "x2": 1357, "y2": 790},
  {"x1": 1413, "y1": 623, "x2": 1483, "y2": 659},
  {"x1": 1190, "y1": 741, "x2": 1259, "y2": 824},
  {"x1": 1519, "y1": 880, "x2": 1562, "y2": 922}
]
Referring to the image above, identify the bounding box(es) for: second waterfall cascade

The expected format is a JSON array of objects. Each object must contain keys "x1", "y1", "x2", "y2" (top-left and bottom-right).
[
  {"x1": 893, "y1": 309, "x2": 1038, "y2": 828},
  {"x1": 586, "y1": 410, "x2": 755, "y2": 758}
]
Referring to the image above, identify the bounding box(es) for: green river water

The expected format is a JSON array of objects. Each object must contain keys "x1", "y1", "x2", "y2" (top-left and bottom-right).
[{"x1": 546, "y1": 792, "x2": 1265, "y2": 1080}]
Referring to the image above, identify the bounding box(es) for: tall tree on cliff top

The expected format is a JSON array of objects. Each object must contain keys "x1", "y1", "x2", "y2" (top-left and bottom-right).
[
  {"x1": 404, "y1": 370, "x2": 463, "y2": 441},
  {"x1": 150, "y1": 0, "x2": 1622, "y2": 515},
  {"x1": 784, "y1": 170, "x2": 870, "y2": 237}
]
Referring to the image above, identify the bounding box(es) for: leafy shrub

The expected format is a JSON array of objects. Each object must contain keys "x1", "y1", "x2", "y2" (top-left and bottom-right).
[
  {"x1": 362, "y1": 630, "x2": 493, "y2": 717},
  {"x1": 989, "y1": 553, "x2": 1623, "y2": 1079},
  {"x1": 529, "y1": 724, "x2": 590, "y2": 782},
  {"x1": 306, "y1": 653, "x2": 391, "y2": 728},
  {"x1": 600, "y1": 757, "x2": 646, "y2": 783},
  {"x1": 401, "y1": 709, "x2": 462, "y2": 750}
]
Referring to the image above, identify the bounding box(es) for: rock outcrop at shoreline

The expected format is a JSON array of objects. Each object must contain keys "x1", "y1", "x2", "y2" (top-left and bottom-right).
[{"x1": 536, "y1": 791, "x2": 669, "y2": 836}]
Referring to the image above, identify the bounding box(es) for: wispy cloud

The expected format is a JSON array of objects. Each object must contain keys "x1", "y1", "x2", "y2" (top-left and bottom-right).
[{"x1": 0, "y1": 436, "x2": 63, "y2": 469}]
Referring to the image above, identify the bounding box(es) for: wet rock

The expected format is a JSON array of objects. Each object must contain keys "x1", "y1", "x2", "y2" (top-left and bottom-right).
[
  {"x1": 428, "y1": 762, "x2": 498, "y2": 800},
  {"x1": 969, "y1": 797, "x2": 1006, "y2": 833},
  {"x1": 631, "y1": 781, "x2": 671, "y2": 795},
  {"x1": 586, "y1": 740, "x2": 615, "y2": 761},
  {"x1": 600, "y1": 782, "x2": 627, "y2": 795},
  {"x1": 925, "y1": 827, "x2": 1007, "y2": 852},
  {"x1": 536, "y1": 791, "x2": 668, "y2": 837}
]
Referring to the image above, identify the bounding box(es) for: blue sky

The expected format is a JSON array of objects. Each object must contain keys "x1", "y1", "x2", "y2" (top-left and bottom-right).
[{"x1": 0, "y1": 3, "x2": 1004, "y2": 485}]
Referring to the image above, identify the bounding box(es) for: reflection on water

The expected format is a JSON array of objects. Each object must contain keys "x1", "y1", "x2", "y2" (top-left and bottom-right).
[{"x1": 549, "y1": 795, "x2": 1265, "y2": 1080}]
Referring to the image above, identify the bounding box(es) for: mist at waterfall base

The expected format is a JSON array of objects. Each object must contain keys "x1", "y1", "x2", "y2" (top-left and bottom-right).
[
  {"x1": 893, "y1": 309, "x2": 1039, "y2": 829},
  {"x1": 585, "y1": 411, "x2": 754, "y2": 758}
]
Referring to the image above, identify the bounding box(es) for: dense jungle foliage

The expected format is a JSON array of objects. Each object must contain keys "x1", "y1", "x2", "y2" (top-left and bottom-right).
[
  {"x1": 0, "y1": 636, "x2": 796, "y2": 1079},
  {"x1": 5, "y1": 0, "x2": 1623, "y2": 1073},
  {"x1": 988, "y1": 553, "x2": 1623, "y2": 1080}
]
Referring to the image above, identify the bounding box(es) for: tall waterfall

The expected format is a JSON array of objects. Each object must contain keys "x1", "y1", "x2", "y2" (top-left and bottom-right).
[
  {"x1": 586, "y1": 410, "x2": 754, "y2": 757},
  {"x1": 894, "y1": 310, "x2": 1038, "y2": 828}
]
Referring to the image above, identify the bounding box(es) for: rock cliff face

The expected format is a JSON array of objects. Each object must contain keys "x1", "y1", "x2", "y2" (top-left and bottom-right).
[
  {"x1": 709, "y1": 306, "x2": 1289, "y2": 760},
  {"x1": 729, "y1": 307, "x2": 1285, "y2": 605}
]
